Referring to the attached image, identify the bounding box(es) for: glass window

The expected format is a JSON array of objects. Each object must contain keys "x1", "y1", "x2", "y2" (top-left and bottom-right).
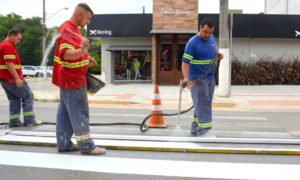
[{"x1": 114, "y1": 50, "x2": 152, "y2": 81}]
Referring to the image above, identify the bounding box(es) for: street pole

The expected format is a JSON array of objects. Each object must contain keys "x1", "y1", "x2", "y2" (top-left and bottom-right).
[
  {"x1": 218, "y1": 0, "x2": 231, "y2": 97},
  {"x1": 42, "y1": 0, "x2": 47, "y2": 78}
]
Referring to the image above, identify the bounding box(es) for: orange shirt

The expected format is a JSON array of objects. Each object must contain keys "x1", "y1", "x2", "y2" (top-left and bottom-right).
[
  {"x1": 52, "y1": 21, "x2": 89, "y2": 89},
  {"x1": 0, "y1": 40, "x2": 24, "y2": 83}
]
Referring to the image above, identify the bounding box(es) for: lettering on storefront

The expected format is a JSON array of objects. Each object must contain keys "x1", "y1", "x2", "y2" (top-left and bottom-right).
[
  {"x1": 89, "y1": 29, "x2": 112, "y2": 36},
  {"x1": 160, "y1": 8, "x2": 191, "y2": 15}
]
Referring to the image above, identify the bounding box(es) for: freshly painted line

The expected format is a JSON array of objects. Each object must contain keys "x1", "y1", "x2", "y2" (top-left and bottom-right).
[
  {"x1": 0, "y1": 150, "x2": 300, "y2": 179},
  {"x1": 1, "y1": 135, "x2": 300, "y2": 155},
  {"x1": 6, "y1": 131, "x2": 300, "y2": 144}
]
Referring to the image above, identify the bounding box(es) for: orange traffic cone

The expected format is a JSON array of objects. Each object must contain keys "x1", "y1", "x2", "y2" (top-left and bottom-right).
[{"x1": 148, "y1": 85, "x2": 167, "y2": 128}]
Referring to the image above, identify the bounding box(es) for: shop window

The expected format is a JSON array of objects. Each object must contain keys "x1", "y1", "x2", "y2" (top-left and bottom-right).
[{"x1": 114, "y1": 50, "x2": 151, "y2": 81}]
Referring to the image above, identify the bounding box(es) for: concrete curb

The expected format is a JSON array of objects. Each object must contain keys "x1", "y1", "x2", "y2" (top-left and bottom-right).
[{"x1": 33, "y1": 97, "x2": 137, "y2": 105}]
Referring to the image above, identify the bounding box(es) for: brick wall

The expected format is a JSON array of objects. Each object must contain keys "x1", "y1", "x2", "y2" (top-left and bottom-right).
[{"x1": 153, "y1": 0, "x2": 198, "y2": 30}]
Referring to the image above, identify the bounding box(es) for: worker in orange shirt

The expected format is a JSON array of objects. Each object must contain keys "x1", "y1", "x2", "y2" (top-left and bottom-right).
[{"x1": 52, "y1": 3, "x2": 106, "y2": 155}]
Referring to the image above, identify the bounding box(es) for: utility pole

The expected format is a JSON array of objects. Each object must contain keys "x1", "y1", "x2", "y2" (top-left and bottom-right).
[
  {"x1": 142, "y1": 6, "x2": 145, "y2": 14},
  {"x1": 218, "y1": 0, "x2": 231, "y2": 97},
  {"x1": 42, "y1": 0, "x2": 47, "y2": 78}
]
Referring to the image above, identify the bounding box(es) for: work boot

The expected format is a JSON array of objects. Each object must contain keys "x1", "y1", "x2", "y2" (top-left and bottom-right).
[
  {"x1": 9, "y1": 121, "x2": 23, "y2": 128},
  {"x1": 197, "y1": 128, "x2": 211, "y2": 137},
  {"x1": 58, "y1": 144, "x2": 80, "y2": 152},
  {"x1": 190, "y1": 122, "x2": 198, "y2": 136},
  {"x1": 82, "y1": 147, "x2": 106, "y2": 155},
  {"x1": 24, "y1": 120, "x2": 42, "y2": 127}
]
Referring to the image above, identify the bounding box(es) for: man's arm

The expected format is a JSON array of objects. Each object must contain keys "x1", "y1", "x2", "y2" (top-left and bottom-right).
[
  {"x1": 63, "y1": 37, "x2": 89, "y2": 60},
  {"x1": 181, "y1": 61, "x2": 189, "y2": 87},
  {"x1": 6, "y1": 62, "x2": 22, "y2": 87}
]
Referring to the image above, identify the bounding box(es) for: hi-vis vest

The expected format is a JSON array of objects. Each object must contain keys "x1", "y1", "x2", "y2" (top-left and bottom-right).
[
  {"x1": 0, "y1": 40, "x2": 24, "y2": 83},
  {"x1": 52, "y1": 20, "x2": 89, "y2": 89}
]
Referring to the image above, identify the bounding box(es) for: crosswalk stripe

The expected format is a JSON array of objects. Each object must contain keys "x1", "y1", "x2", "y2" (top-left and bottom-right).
[{"x1": 0, "y1": 150, "x2": 299, "y2": 179}]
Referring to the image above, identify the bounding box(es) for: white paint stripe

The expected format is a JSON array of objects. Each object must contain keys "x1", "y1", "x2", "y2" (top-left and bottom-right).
[
  {"x1": 0, "y1": 150, "x2": 299, "y2": 179},
  {"x1": 2, "y1": 132, "x2": 300, "y2": 146},
  {"x1": 151, "y1": 105, "x2": 162, "y2": 111},
  {"x1": 90, "y1": 113, "x2": 267, "y2": 121},
  {"x1": 153, "y1": 93, "x2": 160, "y2": 99}
]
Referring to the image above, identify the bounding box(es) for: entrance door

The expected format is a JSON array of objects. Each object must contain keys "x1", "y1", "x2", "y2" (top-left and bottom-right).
[{"x1": 158, "y1": 34, "x2": 191, "y2": 85}]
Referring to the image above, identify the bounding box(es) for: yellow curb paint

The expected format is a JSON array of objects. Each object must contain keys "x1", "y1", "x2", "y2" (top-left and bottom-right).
[{"x1": 1, "y1": 140, "x2": 300, "y2": 155}]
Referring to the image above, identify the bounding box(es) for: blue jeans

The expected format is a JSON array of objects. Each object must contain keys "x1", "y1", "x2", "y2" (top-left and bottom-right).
[
  {"x1": 0, "y1": 80, "x2": 35, "y2": 125},
  {"x1": 56, "y1": 87, "x2": 95, "y2": 152},
  {"x1": 190, "y1": 79, "x2": 215, "y2": 134}
]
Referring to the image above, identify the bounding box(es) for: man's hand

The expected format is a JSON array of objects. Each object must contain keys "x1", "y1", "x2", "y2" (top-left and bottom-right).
[
  {"x1": 182, "y1": 78, "x2": 189, "y2": 88},
  {"x1": 88, "y1": 56, "x2": 97, "y2": 68},
  {"x1": 217, "y1": 53, "x2": 224, "y2": 61},
  {"x1": 81, "y1": 37, "x2": 89, "y2": 54},
  {"x1": 15, "y1": 78, "x2": 23, "y2": 87}
]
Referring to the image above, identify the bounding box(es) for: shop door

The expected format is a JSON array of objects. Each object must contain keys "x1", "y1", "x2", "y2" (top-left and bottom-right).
[
  {"x1": 158, "y1": 35, "x2": 178, "y2": 84},
  {"x1": 158, "y1": 35, "x2": 188, "y2": 85}
]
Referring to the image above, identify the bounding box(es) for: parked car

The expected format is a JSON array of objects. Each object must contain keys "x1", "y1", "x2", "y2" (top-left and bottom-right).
[
  {"x1": 22, "y1": 65, "x2": 39, "y2": 77},
  {"x1": 22, "y1": 65, "x2": 52, "y2": 77},
  {"x1": 35, "y1": 66, "x2": 52, "y2": 77}
]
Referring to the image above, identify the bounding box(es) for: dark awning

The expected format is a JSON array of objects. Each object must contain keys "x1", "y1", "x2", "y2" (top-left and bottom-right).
[
  {"x1": 106, "y1": 45, "x2": 152, "y2": 51},
  {"x1": 150, "y1": 28, "x2": 198, "y2": 34}
]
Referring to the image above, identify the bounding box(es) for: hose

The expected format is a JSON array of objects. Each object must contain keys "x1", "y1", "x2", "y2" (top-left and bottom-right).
[{"x1": 0, "y1": 106, "x2": 194, "y2": 133}]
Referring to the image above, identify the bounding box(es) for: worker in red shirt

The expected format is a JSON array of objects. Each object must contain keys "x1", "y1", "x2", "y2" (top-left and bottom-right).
[
  {"x1": 0, "y1": 28, "x2": 41, "y2": 127},
  {"x1": 52, "y1": 3, "x2": 106, "y2": 155}
]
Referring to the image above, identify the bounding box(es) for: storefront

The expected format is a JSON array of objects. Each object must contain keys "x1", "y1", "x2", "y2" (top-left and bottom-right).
[
  {"x1": 88, "y1": 0, "x2": 300, "y2": 85},
  {"x1": 88, "y1": 0, "x2": 199, "y2": 85}
]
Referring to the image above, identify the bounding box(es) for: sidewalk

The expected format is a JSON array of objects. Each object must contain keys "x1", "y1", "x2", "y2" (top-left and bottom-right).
[{"x1": 31, "y1": 80, "x2": 300, "y2": 111}]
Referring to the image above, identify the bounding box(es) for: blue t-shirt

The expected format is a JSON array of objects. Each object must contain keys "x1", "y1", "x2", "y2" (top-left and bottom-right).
[{"x1": 182, "y1": 34, "x2": 217, "y2": 81}]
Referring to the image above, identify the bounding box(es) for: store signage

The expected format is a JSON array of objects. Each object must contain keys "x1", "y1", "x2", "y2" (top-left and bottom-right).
[
  {"x1": 89, "y1": 29, "x2": 112, "y2": 36},
  {"x1": 160, "y1": 8, "x2": 191, "y2": 15}
]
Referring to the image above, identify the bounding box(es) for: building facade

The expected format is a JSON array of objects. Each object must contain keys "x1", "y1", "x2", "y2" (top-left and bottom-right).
[{"x1": 88, "y1": 1, "x2": 300, "y2": 85}]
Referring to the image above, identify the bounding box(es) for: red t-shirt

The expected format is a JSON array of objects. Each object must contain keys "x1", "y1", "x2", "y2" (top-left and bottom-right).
[
  {"x1": 52, "y1": 21, "x2": 89, "y2": 89},
  {"x1": 0, "y1": 40, "x2": 24, "y2": 83}
]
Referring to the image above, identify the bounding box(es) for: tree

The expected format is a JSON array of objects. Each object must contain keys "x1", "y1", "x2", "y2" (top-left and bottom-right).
[{"x1": 0, "y1": 13, "x2": 44, "y2": 66}]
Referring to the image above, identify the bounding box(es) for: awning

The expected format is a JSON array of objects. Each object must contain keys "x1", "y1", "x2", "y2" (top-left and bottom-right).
[
  {"x1": 150, "y1": 28, "x2": 198, "y2": 34},
  {"x1": 106, "y1": 45, "x2": 152, "y2": 51}
]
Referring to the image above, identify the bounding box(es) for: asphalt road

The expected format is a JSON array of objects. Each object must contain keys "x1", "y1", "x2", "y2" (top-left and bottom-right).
[{"x1": 1, "y1": 102, "x2": 300, "y2": 138}]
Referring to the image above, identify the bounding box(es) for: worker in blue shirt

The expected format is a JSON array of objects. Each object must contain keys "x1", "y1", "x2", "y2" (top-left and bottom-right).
[{"x1": 182, "y1": 18, "x2": 223, "y2": 136}]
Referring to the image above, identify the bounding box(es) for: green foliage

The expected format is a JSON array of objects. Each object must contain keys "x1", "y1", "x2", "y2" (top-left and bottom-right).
[{"x1": 0, "y1": 13, "x2": 44, "y2": 66}]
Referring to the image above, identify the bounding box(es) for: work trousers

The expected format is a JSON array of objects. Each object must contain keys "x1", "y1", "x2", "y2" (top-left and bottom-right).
[
  {"x1": 190, "y1": 79, "x2": 215, "y2": 134},
  {"x1": 1, "y1": 80, "x2": 35, "y2": 126},
  {"x1": 56, "y1": 87, "x2": 95, "y2": 152}
]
